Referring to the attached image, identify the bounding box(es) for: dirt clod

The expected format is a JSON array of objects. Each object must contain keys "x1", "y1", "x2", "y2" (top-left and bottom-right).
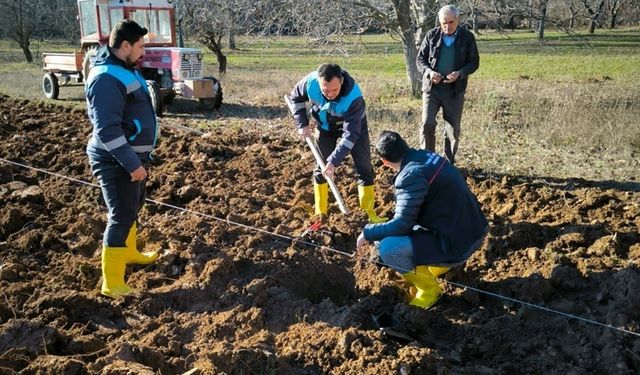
[{"x1": 0, "y1": 97, "x2": 638, "y2": 373}]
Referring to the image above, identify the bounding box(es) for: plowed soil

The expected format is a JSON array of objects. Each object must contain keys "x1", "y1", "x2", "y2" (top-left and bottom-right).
[{"x1": 1, "y1": 95, "x2": 639, "y2": 374}]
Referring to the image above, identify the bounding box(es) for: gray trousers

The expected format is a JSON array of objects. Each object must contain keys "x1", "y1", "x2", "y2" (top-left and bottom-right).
[{"x1": 420, "y1": 84, "x2": 466, "y2": 164}]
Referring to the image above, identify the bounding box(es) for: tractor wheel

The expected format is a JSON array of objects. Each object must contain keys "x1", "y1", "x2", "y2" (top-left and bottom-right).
[
  {"x1": 82, "y1": 45, "x2": 99, "y2": 83},
  {"x1": 146, "y1": 80, "x2": 164, "y2": 116},
  {"x1": 59, "y1": 75, "x2": 70, "y2": 86},
  {"x1": 199, "y1": 76, "x2": 223, "y2": 110},
  {"x1": 162, "y1": 90, "x2": 176, "y2": 106},
  {"x1": 42, "y1": 73, "x2": 59, "y2": 100}
]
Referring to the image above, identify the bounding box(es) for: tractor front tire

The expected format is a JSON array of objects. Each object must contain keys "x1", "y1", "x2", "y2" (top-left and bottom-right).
[
  {"x1": 199, "y1": 76, "x2": 223, "y2": 110},
  {"x1": 146, "y1": 80, "x2": 164, "y2": 116},
  {"x1": 162, "y1": 90, "x2": 176, "y2": 106},
  {"x1": 42, "y1": 73, "x2": 59, "y2": 100}
]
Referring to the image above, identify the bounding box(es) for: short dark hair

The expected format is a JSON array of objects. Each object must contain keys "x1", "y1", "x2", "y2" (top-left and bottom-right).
[
  {"x1": 376, "y1": 131, "x2": 409, "y2": 163},
  {"x1": 317, "y1": 63, "x2": 342, "y2": 81},
  {"x1": 109, "y1": 19, "x2": 148, "y2": 49}
]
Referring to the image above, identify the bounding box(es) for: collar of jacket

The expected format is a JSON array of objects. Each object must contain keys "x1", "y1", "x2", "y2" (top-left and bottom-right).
[
  {"x1": 94, "y1": 45, "x2": 135, "y2": 71},
  {"x1": 400, "y1": 148, "x2": 420, "y2": 168},
  {"x1": 442, "y1": 29, "x2": 459, "y2": 46},
  {"x1": 392, "y1": 148, "x2": 419, "y2": 182},
  {"x1": 322, "y1": 71, "x2": 356, "y2": 102},
  {"x1": 436, "y1": 27, "x2": 459, "y2": 47}
]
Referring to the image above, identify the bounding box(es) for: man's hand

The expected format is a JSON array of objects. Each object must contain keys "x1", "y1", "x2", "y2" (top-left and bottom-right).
[
  {"x1": 356, "y1": 232, "x2": 368, "y2": 250},
  {"x1": 130, "y1": 165, "x2": 147, "y2": 182},
  {"x1": 322, "y1": 163, "x2": 335, "y2": 180},
  {"x1": 298, "y1": 126, "x2": 311, "y2": 141},
  {"x1": 444, "y1": 71, "x2": 461, "y2": 83},
  {"x1": 430, "y1": 71, "x2": 443, "y2": 84}
]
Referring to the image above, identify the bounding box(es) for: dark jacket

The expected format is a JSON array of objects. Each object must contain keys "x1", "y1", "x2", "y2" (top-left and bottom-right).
[
  {"x1": 289, "y1": 70, "x2": 366, "y2": 166},
  {"x1": 85, "y1": 45, "x2": 158, "y2": 173},
  {"x1": 363, "y1": 149, "x2": 487, "y2": 264},
  {"x1": 416, "y1": 26, "x2": 479, "y2": 94}
]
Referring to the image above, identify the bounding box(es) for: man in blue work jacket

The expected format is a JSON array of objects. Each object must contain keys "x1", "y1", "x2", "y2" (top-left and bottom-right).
[
  {"x1": 85, "y1": 20, "x2": 159, "y2": 298},
  {"x1": 287, "y1": 63, "x2": 385, "y2": 223},
  {"x1": 357, "y1": 131, "x2": 488, "y2": 309}
]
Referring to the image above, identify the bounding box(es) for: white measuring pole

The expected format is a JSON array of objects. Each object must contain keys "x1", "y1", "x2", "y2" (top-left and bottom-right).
[{"x1": 284, "y1": 95, "x2": 348, "y2": 214}]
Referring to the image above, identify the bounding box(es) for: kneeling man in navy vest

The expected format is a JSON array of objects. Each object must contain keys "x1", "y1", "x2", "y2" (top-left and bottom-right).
[{"x1": 357, "y1": 131, "x2": 488, "y2": 309}]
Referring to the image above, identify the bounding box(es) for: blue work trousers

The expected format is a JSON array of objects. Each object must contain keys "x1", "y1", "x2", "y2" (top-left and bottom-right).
[
  {"x1": 89, "y1": 158, "x2": 146, "y2": 247},
  {"x1": 377, "y1": 230, "x2": 487, "y2": 274},
  {"x1": 313, "y1": 123, "x2": 375, "y2": 186}
]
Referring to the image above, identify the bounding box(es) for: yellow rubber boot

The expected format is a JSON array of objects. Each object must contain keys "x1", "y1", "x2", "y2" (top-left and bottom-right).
[
  {"x1": 124, "y1": 223, "x2": 158, "y2": 265},
  {"x1": 402, "y1": 266, "x2": 442, "y2": 309},
  {"x1": 314, "y1": 182, "x2": 328, "y2": 216},
  {"x1": 101, "y1": 246, "x2": 134, "y2": 298},
  {"x1": 428, "y1": 266, "x2": 450, "y2": 278},
  {"x1": 358, "y1": 185, "x2": 388, "y2": 223}
]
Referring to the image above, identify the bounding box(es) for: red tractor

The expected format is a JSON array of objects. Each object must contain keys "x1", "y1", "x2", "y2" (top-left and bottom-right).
[{"x1": 41, "y1": 0, "x2": 222, "y2": 115}]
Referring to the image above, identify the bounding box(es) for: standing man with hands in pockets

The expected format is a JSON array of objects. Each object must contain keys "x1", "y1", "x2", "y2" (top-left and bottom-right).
[
  {"x1": 85, "y1": 20, "x2": 160, "y2": 298},
  {"x1": 417, "y1": 5, "x2": 479, "y2": 165}
]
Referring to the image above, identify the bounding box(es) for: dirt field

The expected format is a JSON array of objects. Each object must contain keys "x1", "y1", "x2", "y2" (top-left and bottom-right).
[{"x1": 1, "y1": 94, "x2": 639, "y2": 374}]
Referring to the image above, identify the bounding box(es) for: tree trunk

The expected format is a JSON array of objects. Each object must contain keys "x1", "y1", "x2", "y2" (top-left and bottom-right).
[
  {"x1": 392, "y1": 0, "x2": 421, "y2": 98},
  {"x1": 609, "y1": 1, "x2": 620, "y2": 29},
  {"x1": 6, "y1": 2, "x2": 34, "y2": 63},
  {"x1": 473, "y1": 12, "x2": 479, "y2": 34},
  {"x1": 413, "y1": 0, "x2": 437, "y2": 50},
  {"x1": 569, "y1": 0, "x2": 577, "y2": 28},
  {"x1": 203, "y1": 35, "x2": 227, "y2": 74},
  {"x1": 609, "y1": 12, "x2": 617, "y2": 29},
  {"x1": 228, "y1": 31, "x2": 236, "y2": 50},
  {"x1": 588, "y1": 0, "x2": 606, "y2": 33},
  {"x1": 18, "y1": 38, "x2": 33, "y2": 63},
  {"x1": 21, "y1": 46, "x2": 33, "y2": 63},
  {"x1": 402, "y1": 36, "x2": 420, "y2": 98},
  {"x1": 569, "y1": 14, "x2": 575, "y2": 28},
  {"x1": 537, "y1": 4, "x2": 547, "y2": 40}
]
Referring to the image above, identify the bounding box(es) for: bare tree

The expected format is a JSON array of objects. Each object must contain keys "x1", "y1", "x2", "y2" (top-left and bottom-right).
[
  {"x1": 280, "y1": 0, "x2": 372, "y2": 51},
  {"x1": 536, "y1": 0, "x2": 550, "y2": 39},
  {"x1": 631, "y1": 1, "x2": 640, "y2": 25},
  {"x1": 348, "y1": 0, "x2": 439, "y2": 98},
  {"x1": 390, "y1": 0, "x2": 421, "y2": 97},
  {"x1": 606, "y1": 0, "x2": 627, "y2": 28},
  {"x1": 411, "y1": 0, "x2": 439, "y2": 45},
  {"x1": 568, "y1": 0, "x2": 583, "y2": 28},
  {"x1": 51, "y1": 0, "x2": 81, "y2": 43},
  {"x1": 179, "y1": 0, "x2": 259, "y2": 73},
  {"x1": 463, "y1": 0, "x2": 482, "y2": 34},
  {"x1": 582, "y1": 0, "x2": 607, "y2": 33},
  {"x1": 0, "y1": 0, "x2": 50, "y2": 63}
]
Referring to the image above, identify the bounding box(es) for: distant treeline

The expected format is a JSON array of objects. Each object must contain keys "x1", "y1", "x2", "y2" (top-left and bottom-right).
[{"x1": 2, "y1": 0, "x2": 638, "y2": 96}]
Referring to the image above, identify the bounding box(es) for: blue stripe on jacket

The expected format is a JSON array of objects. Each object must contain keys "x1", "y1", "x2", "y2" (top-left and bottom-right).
[
  {"x1": 85, "y1": 45, "x2": 157, "y2": 173},
  {"x1": 289, "y1": 70, "x2": 367, "y2": 166}
]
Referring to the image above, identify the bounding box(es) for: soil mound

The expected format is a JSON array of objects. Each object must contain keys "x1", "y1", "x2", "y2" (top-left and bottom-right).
[{"x1": 1, "y1": 96, "x2": 639, "y2": 374}]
